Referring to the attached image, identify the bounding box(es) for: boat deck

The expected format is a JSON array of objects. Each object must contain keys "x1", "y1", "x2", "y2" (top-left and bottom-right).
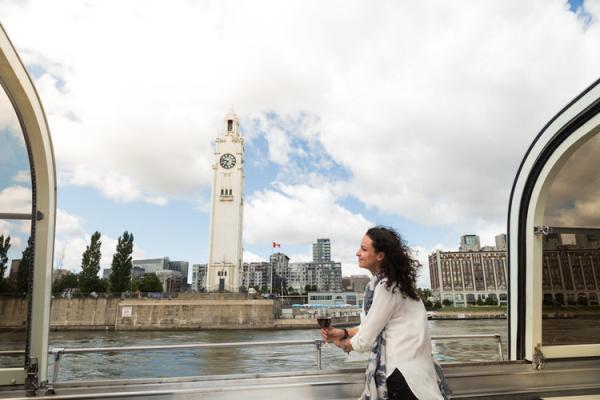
[{"x1": 1, "y1": 359, "x2": 599, "y2": 400}]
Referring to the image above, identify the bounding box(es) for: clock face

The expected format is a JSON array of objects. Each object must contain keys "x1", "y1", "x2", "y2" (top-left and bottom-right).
[{"x1": 219, "y1": 153, "x2": 236, "y2": 169}]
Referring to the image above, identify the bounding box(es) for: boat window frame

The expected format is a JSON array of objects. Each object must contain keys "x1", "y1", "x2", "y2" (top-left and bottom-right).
[
  {"x1": 0, "y1": 23, "x2": 56, "y2": 388},
  {"x1": 508, "y1": 78, "x2": 600, "y2": 361}
]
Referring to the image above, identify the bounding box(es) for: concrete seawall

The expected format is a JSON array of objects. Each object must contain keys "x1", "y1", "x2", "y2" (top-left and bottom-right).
[
  {"x1": 0, "y1": 297, "x2": 276, "y2": 331},
  {"x1": 116, "y1": 299, "x2": 275, "y2": 330}
]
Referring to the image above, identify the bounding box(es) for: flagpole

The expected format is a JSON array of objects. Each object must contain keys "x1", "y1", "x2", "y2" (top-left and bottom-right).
[{"x1": 270, "y1": 242, "x2": 274, "y2": 294}]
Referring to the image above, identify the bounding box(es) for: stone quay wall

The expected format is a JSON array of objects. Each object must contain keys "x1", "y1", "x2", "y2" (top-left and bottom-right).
[{"x1": 0, "y1": 297, "x2": 276, "y2": 330}]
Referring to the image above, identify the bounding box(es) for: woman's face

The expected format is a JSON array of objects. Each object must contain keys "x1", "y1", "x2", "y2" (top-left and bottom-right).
[{"x1": 356, "y1": 235, "x2": 383, "y2": 274}]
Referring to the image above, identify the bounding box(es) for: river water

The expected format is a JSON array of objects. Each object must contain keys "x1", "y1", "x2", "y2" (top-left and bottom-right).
[{"x1": 1, "y1": 319, "x2": 507, "y2": 382}]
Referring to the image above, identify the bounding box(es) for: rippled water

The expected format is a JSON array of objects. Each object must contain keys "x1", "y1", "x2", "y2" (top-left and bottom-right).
[{"x1": 1, "y1": 319, "x2": 507, "y2": 382}]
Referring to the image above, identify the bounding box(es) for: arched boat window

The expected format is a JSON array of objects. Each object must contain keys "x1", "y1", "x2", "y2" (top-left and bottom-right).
[
  {"x1": 509, "y1": 77, "x2": 600, "y2": 361},
  {"x1": 0, "y1": 75, "x2": 33, "y2": 370},
  {"x1": 541, "y1": 131, "x2": 600, "y2": 346},
  {"x1": 0, "y1": 24, "x2": 56, "y2": 389}
]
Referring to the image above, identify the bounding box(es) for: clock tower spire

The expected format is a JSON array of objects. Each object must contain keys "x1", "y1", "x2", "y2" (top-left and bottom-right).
[{"x1": 207, "y1": 111, "x2": 244, "y2": 292}]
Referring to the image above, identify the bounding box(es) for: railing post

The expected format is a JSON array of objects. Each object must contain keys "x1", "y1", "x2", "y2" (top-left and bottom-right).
[
  {"x1": 314, "y1": 340, "x2": 322, "y2": 370},
  {"x1": 495, "y1": 335, "x2": 504, "y2": 361},
  {"x1": 45, "y1": 348, "x2": 64, "y2": 395}
]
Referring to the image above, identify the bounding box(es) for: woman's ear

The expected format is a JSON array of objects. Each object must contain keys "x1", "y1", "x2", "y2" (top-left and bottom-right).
[{"x1": 376, "y1": 252, "x2": 384, "y2": 262}]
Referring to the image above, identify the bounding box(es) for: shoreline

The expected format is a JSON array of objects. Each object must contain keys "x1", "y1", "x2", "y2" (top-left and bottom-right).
[{"x1": 428, "y1": 311, "x2": 507, "y2": 320}]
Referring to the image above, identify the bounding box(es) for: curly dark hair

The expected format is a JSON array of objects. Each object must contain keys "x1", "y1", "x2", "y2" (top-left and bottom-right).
[{"x1": 366, "y1": 226, "x2": 420, "y2": 300}]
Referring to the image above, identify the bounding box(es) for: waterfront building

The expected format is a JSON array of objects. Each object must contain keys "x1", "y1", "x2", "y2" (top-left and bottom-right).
[
  {"x1": 241, "y1": 262, "x2": 271, "y2": 290},
  {"x1": 495, "y1": 234, "x2": 507, "y2": 251},
  {"x1": 167, "y1": 261, "x2": 189, "y2": 285},
  {"x1": 307, "y1": 291, "x2": 362, "y2": 306},
  {"x1": 241, "y1": 259, "x2": 289, "y2": 293},
  {"x1": 52, "y1": 268, "x2": 70, "y2": 281},
  {"x1": 155, "y1": 269, "x2": 183, "y2": 293},
  {"x1": 131, "y1": 257, "x2": 189, "y2": 291},
  {"x1": 288, "y1": 261, "x2": 342, "y2": 293},
  {"x1": 270, "y1": 252, "x2": 289, "y2": 277},
  {"x1": 341, "y1": 277, "x2": 351, "y2": 291},
  {"x1": 101, "y1": 268, "x2": 111, "y2": 279},
  {"x1": 429, "y1": 236, "x2": 508, "y2": 307},
  {"x1": 312, "y1": 238, "x2": 331, "y2": 262},
  {"x1": 270, "y1": 252, "x2": 289, "y2": 291},
  {"x1": 540, "y1": 233, "x2": 600, "y2": 306},
  {"x1": 191, "y1": 264, "x2": 207, "y2": 292},
  {"x1": 342, "y1": 274, "x2": 370, "y2": 293},
  {"x1": 131, "y1": 266, "x2": 146, "y2": 279},
  {"x1": 459, "y1": 234, "x2": 481, "y2": 251},
  {"x1": 286, "y1": 262, "x2": 309, "y2": 293},
  {"x1": 207, "y1": 112, "x2": 244, "y2": 292},
  {"x1": 431, "y1": 233, "x2": 600, "y2": 308},
  {"x1": 132, "y1": 258, "x2": 169, "y2": 274}
]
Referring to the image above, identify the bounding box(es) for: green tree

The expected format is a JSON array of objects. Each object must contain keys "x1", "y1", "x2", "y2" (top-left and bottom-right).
[
  {"x1": 79, "y1": 231, "x2": 102, "y2": 294},
  {"x1": 442, "y1": 299, "x2": 453, "y2": 307},
  {"x1": 108, "y1": 231, "x2": 134, "y2": 293},
  {"x1": 17, "y1": 236, "x2": 34, "y2": 294},
  {"x1": 484, "y1": 296, "x2": 498, "y2": 306},
  {"x1": 53, "y1": 272, "x2": 79, "y2": 295},
  {"x1": 424, "y1": 299, "x2": 433, "y2": 310},
  {"x1": 133, "y1": 274, "x2": 163, "y2": 292},
  {"x1": 417, "y1": 287, "x2": 432, "y2": 302},
  {"x1": 96, "y1": 278, "x2": 109, "y2": 293},
  {"x1": 304, "y1": 284, "x2": 317, "y2": 293},
  {"x1": 433, "y1": 301, "x2": 442, "y2": 310},
  {"x1": 0, "y1": 235, "x2": 10, "y2": 291}
]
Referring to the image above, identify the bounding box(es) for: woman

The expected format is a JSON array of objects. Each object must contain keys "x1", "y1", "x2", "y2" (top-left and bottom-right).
[{"x1": 323, "y1": 226, "x2": 444, "y2": 400}]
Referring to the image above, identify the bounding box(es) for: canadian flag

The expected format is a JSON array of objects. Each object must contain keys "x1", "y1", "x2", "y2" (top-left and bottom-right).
[{"x1": 272, "y1": 242, "x2": 281, "y2": 248}]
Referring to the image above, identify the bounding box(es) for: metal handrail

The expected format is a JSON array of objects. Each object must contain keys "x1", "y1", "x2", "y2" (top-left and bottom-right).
[
  {"x1": 45, "y1": 339, "x2": 325, "y2": 393},
  {"x1": 51, "y1": 339, "x2": 322, "y2": 354},
  {"x1": 0, "y1": 212, "x2": 33, "y2": 220},
  {"x1": 2, "y1": 334, "x2": 504, "y2": 392},
  {"x1": 0, "y1": 350, "x2": 24, "y2": 356}
]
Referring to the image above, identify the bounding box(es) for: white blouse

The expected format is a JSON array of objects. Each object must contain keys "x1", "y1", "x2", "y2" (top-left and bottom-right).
[{"x1": 350, "y1": 277, "x2": 443, "y2": 399}]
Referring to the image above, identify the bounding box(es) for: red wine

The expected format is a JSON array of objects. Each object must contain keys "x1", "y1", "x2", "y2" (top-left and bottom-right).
[{"x1": 317, "y1": 317, "x2": 331, "y2": 328}]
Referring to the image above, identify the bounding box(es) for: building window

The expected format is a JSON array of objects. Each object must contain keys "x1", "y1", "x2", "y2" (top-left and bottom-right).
[{"x1": 228, "y1": 120, "x2": 233, "y2": 131}]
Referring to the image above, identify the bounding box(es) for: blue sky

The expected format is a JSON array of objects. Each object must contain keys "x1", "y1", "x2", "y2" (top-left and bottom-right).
[{"x1": 1, "y1": 0, "x2": 600, "y2": 288}]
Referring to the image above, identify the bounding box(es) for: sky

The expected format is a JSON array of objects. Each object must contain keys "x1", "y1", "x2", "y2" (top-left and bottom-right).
[{"x1": 1, "y1": 0, "x2": 600, "y2": 288}]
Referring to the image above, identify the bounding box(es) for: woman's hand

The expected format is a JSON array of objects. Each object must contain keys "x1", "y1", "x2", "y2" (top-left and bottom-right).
[
  {"x1": 321, "y1": 327, "x2": 345, "y2": 343},
  {"x1": 332, "y1": 337, "x2": 353, "y2": 353}
]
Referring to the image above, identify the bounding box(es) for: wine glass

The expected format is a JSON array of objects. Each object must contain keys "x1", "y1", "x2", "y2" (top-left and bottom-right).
[{"x1": 316, "y1": 308, "x2": 332, "y2": 347}]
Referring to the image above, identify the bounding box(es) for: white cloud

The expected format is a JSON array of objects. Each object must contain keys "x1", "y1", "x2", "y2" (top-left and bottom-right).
[
  {"x1": 0, "y1": 87, "x2": 21, "y2": 134},
  {"x1": 0, "y1": 220, "x2": 14, "y2": 238},
  {"x1": 0, "y1": 186, "x2": 31, "y2": 213},
  {"x1": 12, "y1": 170, "x2": 30, "y2": 184},
  {"x1": 56, "y1": 209, "x2": 86, "y2": 237},
  {"x1": 245, "y1": 183, "x2": 372, "y2": 245},
  {"x1": 242, "y1": 250, "x2": 262, "y2": 263},
  {"x1": 265, "y1": 127, "x2": 290, "y2": 165}
]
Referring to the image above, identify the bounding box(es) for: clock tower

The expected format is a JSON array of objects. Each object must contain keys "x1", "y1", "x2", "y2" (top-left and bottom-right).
[{"x1": 207, "y1": 111, "x2": 244, "y2": 292}]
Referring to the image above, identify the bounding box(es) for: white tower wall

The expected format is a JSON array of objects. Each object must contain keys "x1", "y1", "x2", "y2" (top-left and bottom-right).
[{"x1": 207, "y1": 112, "x2": 244, "y2": 292}]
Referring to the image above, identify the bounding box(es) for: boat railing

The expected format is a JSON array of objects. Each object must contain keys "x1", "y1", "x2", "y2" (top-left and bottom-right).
[{"x1": 2, "y1": 334, "x2": 503, "y2": 391}]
